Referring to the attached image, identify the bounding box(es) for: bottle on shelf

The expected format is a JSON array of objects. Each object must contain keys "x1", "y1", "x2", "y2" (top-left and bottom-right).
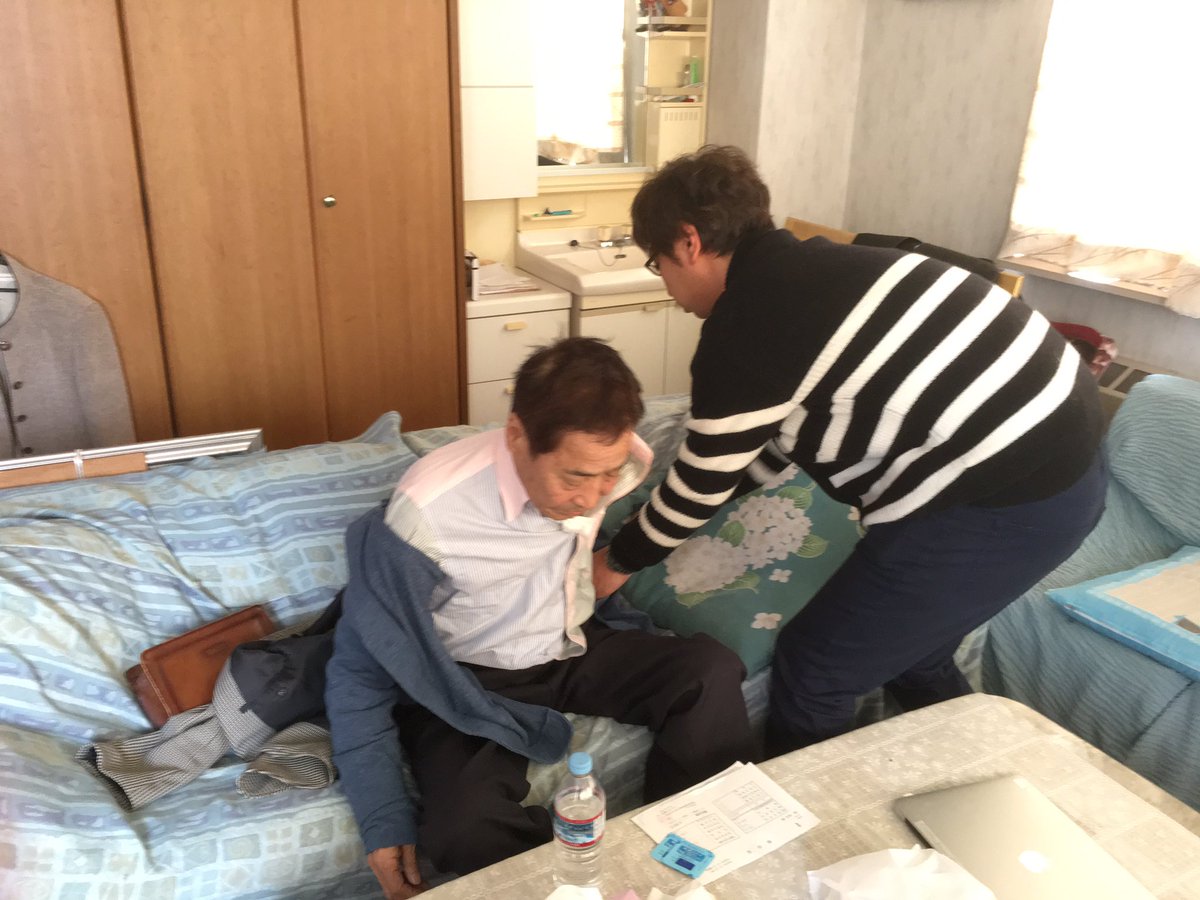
[{"x1": 552, "y1": 751, "x2": 607, "y2": 888}]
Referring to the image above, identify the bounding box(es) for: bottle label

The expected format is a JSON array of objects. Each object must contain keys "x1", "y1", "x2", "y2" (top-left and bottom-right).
[{"x1": 553, "y1": 808, "x2": 605, "y2": 849}]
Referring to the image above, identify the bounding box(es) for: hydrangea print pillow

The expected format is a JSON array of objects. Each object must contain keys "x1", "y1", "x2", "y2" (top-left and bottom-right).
[{"x1": 604, "y1": 468, "x2": 863, "y2": 674}]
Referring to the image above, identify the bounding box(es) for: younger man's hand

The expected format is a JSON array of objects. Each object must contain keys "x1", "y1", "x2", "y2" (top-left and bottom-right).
[
  {"x1": 368, "y1": 844, "x2": 426, "y2": 899},
  {"x1": 592, "y1": 547, "x2": 632, "y2": 600}
]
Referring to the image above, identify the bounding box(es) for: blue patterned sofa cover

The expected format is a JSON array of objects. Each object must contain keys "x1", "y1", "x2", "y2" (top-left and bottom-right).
[
  {"x1": 0, "y1": 397, "x2": 986, "y2": 898},
  {"x1": 983, "y1": 374, "x2": 1200, "y2": 813}
]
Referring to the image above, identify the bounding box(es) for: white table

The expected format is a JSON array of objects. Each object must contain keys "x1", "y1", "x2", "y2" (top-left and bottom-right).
[{"x1": 425, "y1": 694, "x2": 1200, "y2": 899}]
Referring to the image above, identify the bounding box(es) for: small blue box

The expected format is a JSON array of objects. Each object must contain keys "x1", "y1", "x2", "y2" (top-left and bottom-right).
[{"x1": 651, "y1": 832, "x2": 715, "y2": 878}]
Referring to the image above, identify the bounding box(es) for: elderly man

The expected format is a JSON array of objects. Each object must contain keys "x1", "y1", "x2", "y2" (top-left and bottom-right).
[{"x1": 326, "y1": 337, "x2": 754, "y2": 899}]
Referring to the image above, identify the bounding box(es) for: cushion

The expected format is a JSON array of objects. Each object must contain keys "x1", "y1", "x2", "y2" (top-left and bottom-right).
[
  {"x1": 602, "y1": 467, "x2": 862, "y2": 674},
  {"x1": 1047, "y1": 546, "x2": 1200, "y2": 681},
  {"x1": 633, "y1": 394, "x2": 691, "y2": 481},
  {"x1": 402, "y1": 422, "x2": 483, "y2": 457}
]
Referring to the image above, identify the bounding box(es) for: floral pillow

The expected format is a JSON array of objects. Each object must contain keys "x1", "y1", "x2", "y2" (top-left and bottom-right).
[{"x1": 602, "y1": 467, "x2": 863, "y2": 675}]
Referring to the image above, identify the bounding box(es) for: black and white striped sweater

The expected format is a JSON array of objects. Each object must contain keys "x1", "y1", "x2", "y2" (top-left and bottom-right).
[{"x1": 608, "y1": 229, "x2": 1104, "y2": 573}]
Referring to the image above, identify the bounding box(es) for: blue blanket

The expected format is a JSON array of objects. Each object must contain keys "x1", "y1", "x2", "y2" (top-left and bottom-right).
[{"x1": 983, "y1": 375, "x2": 1200, "y2": 811}]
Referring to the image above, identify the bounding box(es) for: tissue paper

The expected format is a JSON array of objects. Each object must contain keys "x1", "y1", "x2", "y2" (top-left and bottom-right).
[{"x1": 807, "y1": 847, "x2": 995, "y2": 900}]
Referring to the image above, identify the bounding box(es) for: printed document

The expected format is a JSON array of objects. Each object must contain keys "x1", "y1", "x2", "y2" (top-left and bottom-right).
[
  {"x1": 632, "y1": 762, "x2": 819, "y2": 884},
  {"x1": 476, "y1": 262, "x2": 537, "y2": 295}
]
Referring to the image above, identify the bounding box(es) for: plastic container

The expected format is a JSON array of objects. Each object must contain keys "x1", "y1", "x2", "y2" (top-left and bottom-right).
[{"x1": 552, "y1": 751, "x2": 606, "y2": 888}]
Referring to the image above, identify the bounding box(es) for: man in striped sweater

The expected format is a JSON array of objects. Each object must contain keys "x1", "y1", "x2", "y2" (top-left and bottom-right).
[{"x1": 594, "y1": 146, "x2": 1107, "y2": 757}]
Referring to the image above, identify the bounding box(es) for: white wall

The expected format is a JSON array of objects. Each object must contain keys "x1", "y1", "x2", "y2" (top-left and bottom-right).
[
  {"x1": 708, "y1": 0, "x2": 1199, "y2": 377},
  {"x1": 846, "y1": 0, "x2": 1054, "y2": 258},
  {"x1": 706, "y1": 0, "x2": 769, "y2": 160},
  {"x1": 757, "y1": 0, "x2": 867, "y2": 227},
  {"x1": 710, "y1": 0, "x2": 866, "y2": 227}
]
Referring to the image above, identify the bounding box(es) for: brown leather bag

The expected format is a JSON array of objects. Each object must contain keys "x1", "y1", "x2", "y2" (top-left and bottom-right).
[{"x1": 125, "y1": 605, "x2": 275, "y2": 728}]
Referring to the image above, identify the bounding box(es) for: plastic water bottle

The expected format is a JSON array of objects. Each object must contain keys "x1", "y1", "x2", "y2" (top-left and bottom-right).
[{"x1": 552, "y1": 751, "x2": 606, "y2": 888}]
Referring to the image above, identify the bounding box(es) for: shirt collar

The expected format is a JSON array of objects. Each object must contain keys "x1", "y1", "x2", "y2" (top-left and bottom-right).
[{"x1": 492, "y1": 430, "x2": 532, "y2": 523}]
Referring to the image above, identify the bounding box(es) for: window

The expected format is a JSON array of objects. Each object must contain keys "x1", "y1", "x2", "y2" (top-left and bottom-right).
[{"x1": 1000, "y1": 0, "x2": 1200, "y2": 316}]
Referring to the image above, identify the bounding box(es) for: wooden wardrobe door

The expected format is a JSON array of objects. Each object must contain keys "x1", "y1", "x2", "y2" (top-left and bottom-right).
[
  {"x1": 0, "y1": 0, "x2": 172, "y2": 440},
  {"x1": 123, "y1": 0, "x2": 328, "y2": 448},
  {"x1": 297, "y1": 0, "x2": 464, "y2": 437}
]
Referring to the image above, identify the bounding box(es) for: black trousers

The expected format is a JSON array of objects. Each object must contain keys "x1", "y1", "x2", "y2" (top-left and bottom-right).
[
  {"x1": 397, "y1": 621, "x2": 753, "y2": 875},
  {"x1": 765, "y1": 451, "x2": 1108, "y2": 757}
]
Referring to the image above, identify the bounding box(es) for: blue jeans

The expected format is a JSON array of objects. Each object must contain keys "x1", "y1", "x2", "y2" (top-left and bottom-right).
[{"x1": 765, "y1": 451, "x2": 1108, "y2": 756}]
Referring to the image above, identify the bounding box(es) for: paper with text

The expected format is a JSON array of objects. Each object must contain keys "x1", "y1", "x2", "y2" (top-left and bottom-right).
[{"x1": 632, "y1": 762, "x2": 819, "y2": 884}]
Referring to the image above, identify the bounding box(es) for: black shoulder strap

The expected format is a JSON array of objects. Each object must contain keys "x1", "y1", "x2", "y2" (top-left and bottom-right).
[{"x1": 853, "y1": 232, "x2": 1001, "y2": 285}]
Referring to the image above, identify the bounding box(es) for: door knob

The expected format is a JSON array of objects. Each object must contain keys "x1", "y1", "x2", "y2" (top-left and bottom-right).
[{"x1": 322, "y1": 196, "x2": 337, "y2": 208}]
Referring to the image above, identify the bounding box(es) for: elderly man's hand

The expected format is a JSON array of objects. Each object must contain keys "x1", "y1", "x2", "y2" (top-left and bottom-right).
[
  {"x1": 368, "y1": 844, "x2": 426, "y2": 899},
  {"x1": 592, "y1": 547, "x2": 632, "y2": 600}
]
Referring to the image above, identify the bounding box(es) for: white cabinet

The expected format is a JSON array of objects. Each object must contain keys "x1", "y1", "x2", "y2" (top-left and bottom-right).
[
  {"x1": 460, "y1": 87, "x2": 537, "y2": 201},
  {"x1": 578, "y1": 302, "x2": 671, "y2": 395},
  {"x1": 572, "y1": 292, "x2": 700, "y2": 397},
  {"x1": 458, "y1": 0, "x2": 532, "y2": 86},
  {"x1": 466, "y1": 276, "x2": 570, "y2": 425},
  {"x1": 458, "y1": 0, "x2": 537, "y2": 200}
]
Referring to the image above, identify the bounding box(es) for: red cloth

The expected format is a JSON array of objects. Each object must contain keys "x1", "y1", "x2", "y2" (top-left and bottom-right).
[{"x1": 1051, "y1": 322, "x2": 1117, "y2": 378}]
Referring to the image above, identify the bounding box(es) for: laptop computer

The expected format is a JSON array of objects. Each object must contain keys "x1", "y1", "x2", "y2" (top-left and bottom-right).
[{"x1": 894, "y1": 775, "x2": 1155, "y2": 900}]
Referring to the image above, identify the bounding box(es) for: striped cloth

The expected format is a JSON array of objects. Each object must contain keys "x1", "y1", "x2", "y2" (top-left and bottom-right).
[
  {"x1": 76, "y1": 653, "x2": 335, "y2": 811},
  {"x1": 610, "y1": 230, "x2": 1104, "y2": 573}
]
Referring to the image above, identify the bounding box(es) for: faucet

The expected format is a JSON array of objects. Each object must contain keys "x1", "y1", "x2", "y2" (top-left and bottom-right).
[{"x1": 598, "y1": 231, "x2": 635, "y2": 249}]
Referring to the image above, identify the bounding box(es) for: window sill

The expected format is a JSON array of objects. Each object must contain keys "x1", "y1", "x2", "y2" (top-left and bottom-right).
[
  {"x1": 537, "y1": 167, "x2": 651, "y2": 194},
  {"x1": 998, "y1": 257, "x2": 1169, "y2": 308}
]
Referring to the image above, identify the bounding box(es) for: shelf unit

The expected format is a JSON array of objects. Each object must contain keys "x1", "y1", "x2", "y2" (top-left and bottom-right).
[
  {"x1": 636, "y1": 85, "x2": 704, "y2": 98},
  {"x1": 633, "y1": 2, "x2": 712, "y2": 168},
  {"x1": 522, "y1": 210, "x2": 586, "y2": 222}
]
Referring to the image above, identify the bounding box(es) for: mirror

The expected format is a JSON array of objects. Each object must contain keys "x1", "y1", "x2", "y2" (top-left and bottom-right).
[{"x1": 531, "y1": 1, "x2": 637, "y2": 167}]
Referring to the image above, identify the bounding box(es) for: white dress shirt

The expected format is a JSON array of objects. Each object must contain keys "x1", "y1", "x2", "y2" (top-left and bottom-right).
[{"x1": 384, "y1": 429, "x2": 650, "y2": 669}]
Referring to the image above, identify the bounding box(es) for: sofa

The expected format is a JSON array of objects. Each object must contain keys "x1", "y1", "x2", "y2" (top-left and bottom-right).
[
  {"x1": 0, "y1": 395, "x2": 988, "y2": 898},
  {"x1": 983, "y1": 374, "x2": 1200, "y2": 813}
]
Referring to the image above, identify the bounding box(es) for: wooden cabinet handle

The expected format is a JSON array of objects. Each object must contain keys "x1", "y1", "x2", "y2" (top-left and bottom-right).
[{"x1": 503, "y1": 321, "x2": 527, "y2": 331}]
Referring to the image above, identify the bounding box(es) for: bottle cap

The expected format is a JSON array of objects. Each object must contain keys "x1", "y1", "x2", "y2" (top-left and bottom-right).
[{"x1": 568, "y1": 751, "x2": 593, "y2": 776}]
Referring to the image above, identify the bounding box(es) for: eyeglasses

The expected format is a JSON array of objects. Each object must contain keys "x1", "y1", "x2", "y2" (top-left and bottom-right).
[{"x1": 645, "y1": 254, "x2": 661, "y2": 277}]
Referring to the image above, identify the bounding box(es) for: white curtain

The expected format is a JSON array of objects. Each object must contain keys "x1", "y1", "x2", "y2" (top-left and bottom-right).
[{"x1": 1000, "y1": 0, "x2": 1200, "y2": 316}]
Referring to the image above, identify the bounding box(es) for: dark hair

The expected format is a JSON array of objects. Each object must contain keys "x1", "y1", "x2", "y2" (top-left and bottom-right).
[
  {"x1": 631, "y1": 144, "x2": 774, "y2": 263},
  {"x1": 511, "y1": 337, "x2": 644, "y2": 455}
]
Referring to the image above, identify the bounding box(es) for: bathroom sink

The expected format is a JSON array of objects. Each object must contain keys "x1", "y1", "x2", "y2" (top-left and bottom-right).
[
  {"x1": 545, "y1": 247, "x2": 649, "y2": 274},
  {"x1": 516, "y1": 228, "x2": 665, "y2": 296}
]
